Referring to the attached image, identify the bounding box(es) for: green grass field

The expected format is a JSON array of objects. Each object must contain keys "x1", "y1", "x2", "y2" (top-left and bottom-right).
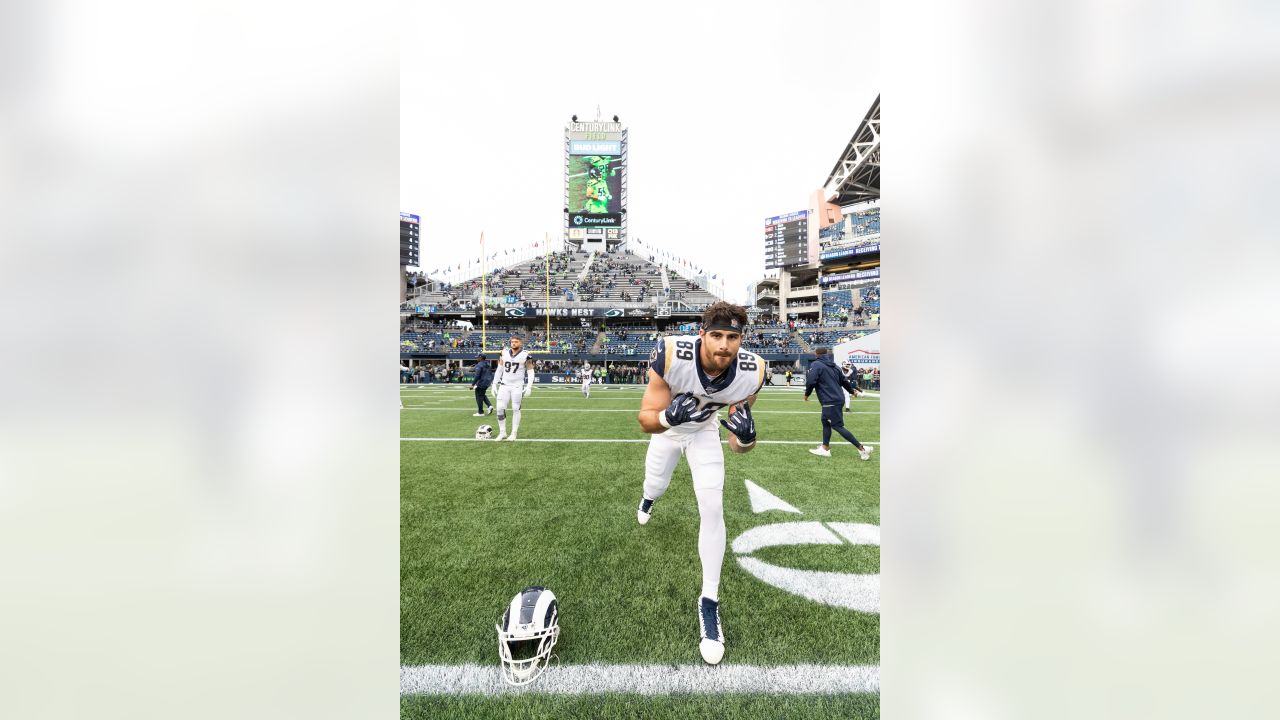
[{"x1": 401, "y1": 383, "x2": 880, "y2": 719}]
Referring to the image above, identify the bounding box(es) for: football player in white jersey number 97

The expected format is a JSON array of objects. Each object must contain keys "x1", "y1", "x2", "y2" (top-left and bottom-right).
[
  {"x1": 493, "y1": 332, "x2": 535, "y2": 441},
  {"x1": 635, "y1": 302, "x2": 764, "y2": 666}
]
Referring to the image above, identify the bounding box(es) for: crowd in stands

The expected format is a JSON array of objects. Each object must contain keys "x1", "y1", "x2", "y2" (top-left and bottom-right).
[
  {"x1": 400, "y1": 313, "x2": 876, "y2": 357},
  {"x1": 856, "y1": 366, "x2": 881, "y2": 391},
  {"x1": 400, "y1": 319, "x2": 470, "y2": 352},
  {"x1": 405, "y1": 243, "x2": 726, "y2": 311},
  {"x1": 820, "y1": 208, "x2": 880, "y2": 244},
  {"x1": 849, "y1": 207, "x2": 880, "y2": 237},
  {"x1": 530, "y1": 360, "x2": 651, "y2": 384},
  {"x1": 595, "y1": 324, "x2": 660, "y2": 356},
  {"x1": 403, "y1": 356, "x2": 880, "y2": 389},
  {"x1": 575, "y1": 252, "x2": 659, "y2": 303},
  {"x1": 741, "y1": 327, "x2": 795, "y2": 353},
  {"x1": 522, "y1": 328, "x2": 599, "y2": 354},
  {"x1": 859, "y1": 285, "x2": 879, "y2": 309},
  {"x1": 401, "y1": 362, "x2": 464, "y2": 383}
]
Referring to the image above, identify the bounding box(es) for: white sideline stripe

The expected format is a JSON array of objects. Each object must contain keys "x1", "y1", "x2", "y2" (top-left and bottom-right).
[
  {"x1": 400, "y1": 663, "x2": 879, "y2": 696},
  {"x1": 401, "y1": 407, "x2": 878, "y2": 414},
  {"x1": 401, "y1": 437, "x2": 879, "y2": 446}
]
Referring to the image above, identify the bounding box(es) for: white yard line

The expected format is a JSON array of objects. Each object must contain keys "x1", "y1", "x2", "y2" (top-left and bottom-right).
[
  {"x1": 400, "y1": 663, "x2": 879, "y2": 696},
  {"x1": 401, "y1": 437, "x2": 878, "y2": 445}
]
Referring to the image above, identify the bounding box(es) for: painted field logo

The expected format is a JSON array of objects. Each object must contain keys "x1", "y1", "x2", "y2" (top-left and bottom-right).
[{"x1": 733, "y1": 480, "x2": 880, "y2": 613}]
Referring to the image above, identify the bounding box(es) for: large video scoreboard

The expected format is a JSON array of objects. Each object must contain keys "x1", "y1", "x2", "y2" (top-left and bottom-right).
[
  {"x1": 764, "y1": 210, "x2": 809, "y2": 269},
  {"x1": 565, "y1": 120, "x2": 627, "y2": 241}
]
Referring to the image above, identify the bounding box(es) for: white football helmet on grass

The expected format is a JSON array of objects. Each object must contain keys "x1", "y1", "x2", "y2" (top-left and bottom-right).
[
  {"x1": 496, "y1": 586, "x2": 560, "y2": 686},
  {"x1": 475, "y1": 425, "x2": 493, "y2": 440}
]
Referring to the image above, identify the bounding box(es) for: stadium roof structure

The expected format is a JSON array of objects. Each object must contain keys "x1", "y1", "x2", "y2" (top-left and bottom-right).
[{"x1": 823, "y1": 94, "x2": 880, "y2": 206}]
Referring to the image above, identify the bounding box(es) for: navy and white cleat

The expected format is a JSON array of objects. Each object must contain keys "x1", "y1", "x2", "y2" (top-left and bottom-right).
[
  {"x1": 698, "y1": 596, "x2": 725, "y2": 665},
  {"x1": 637, "y1": 496, "x2": 655, "y2": 525}
]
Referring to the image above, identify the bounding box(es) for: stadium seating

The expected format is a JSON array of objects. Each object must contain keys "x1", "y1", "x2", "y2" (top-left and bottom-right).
[
  {"x1": 399, "y1": 244, "x2": 831, "y2": 361},
  {"x1": 849, "y1": 208, "x2": 880, "y2": 237},
  {"x1": 665, "y1": 269, "x2": 718, "y2": 309},
  {"x1": 406, "y1": 247, "x2": 721, "y2": 309},
  {"x1": 576, "y1": 253, "x2": 665, "y2": 303},
  {"x1": 597, "y1": 325, "x2": 661, "y2": 356},
  {"x1": 822, "y1": 289, "x2": 854, "y2": 320},
  {"x1": 859, "y1": 285, "x2": 880, "y2": 310}
]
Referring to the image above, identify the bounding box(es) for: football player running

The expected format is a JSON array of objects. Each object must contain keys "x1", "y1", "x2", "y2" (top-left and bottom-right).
[
  {"x1": 580, "y1": 361, "x2": 593, "y2": 399},
  {"x1": 635, "y1": 302, "x2": 764, "y2": 665},
  {"x1": 493, "y1": 332, "x2": 535, "y2": 441}
]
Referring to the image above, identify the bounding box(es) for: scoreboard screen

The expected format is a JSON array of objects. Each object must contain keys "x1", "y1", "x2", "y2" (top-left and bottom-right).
[
  {"x1": 764, "y1": 210, "x2": 809, "y2": 269},
  {"x1": 400, "y1": 212, "x2": 420, "y2": 267}
]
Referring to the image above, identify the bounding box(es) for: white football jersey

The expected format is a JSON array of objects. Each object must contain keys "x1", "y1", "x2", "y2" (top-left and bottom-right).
[
  {"x1": 650, "y1": 335, "x2": 765, "y2": 436},
  {"x1": 499, "y1": 346, "x2": 530, "y2": 385}
]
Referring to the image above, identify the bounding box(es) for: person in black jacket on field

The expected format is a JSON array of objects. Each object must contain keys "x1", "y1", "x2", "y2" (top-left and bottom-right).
[
  {"x1": 470, "y1": 354, "x2": 495, "y2": 417},
  {"x1": 803, "y1": 347, "x2": 874, "y2": 460}
]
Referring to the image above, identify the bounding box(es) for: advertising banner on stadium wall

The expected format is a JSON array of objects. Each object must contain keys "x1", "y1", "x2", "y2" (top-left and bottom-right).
[
  {"x1": 568, "y1": 212, "x2": 621, "y2": 227},
  {"x1": 568, "y1": 140, "x2": 621, "y2": 155},
  {"x1": 834, "y1": 331, "x2": 881, "y2": 368},
  {"x1": 819, "y1": 243, "x2": 879, "y2": 261},
  {"x1": 503, "y1": 307, "x2": 631, "y2": 318},
  {"x1": 542, "y1": 374, "x2": 579, "y2": 384},
  {"x1": 820, "y1": 268, "x2": 880, "y2": 285}
]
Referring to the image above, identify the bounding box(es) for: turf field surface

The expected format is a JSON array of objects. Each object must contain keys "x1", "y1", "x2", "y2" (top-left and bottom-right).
[{"x1": 401, "y1": 383, "x2": 879, "y2": 719}]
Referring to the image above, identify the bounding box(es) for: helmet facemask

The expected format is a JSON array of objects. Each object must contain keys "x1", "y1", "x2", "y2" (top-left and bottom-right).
[{"x1": 496, "y1": 588, "x2": 559, "y2": 686}]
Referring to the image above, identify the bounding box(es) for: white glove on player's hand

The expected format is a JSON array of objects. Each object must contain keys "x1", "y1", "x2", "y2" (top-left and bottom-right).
[{"x1": 523, "y1": 384, "x2": 533, "y2": 398}]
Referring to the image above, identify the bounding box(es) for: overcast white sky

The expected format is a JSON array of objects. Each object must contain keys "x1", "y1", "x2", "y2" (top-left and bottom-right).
[{"x1": 401, "y1": 0, "x2": 879, "y2": 304}]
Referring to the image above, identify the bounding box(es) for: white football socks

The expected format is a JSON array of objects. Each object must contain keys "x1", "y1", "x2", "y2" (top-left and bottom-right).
[{"x1": 695, "y1": 485, "x2": 725, "y2": 602}]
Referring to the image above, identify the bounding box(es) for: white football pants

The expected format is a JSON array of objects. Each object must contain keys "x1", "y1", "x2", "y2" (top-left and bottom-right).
[
  {"x1": 642, "y1": 426, "x2": 725, "y2": 602},
  {"x1": 495, "y1": 384, "x2": 523, "y2": 435}
]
